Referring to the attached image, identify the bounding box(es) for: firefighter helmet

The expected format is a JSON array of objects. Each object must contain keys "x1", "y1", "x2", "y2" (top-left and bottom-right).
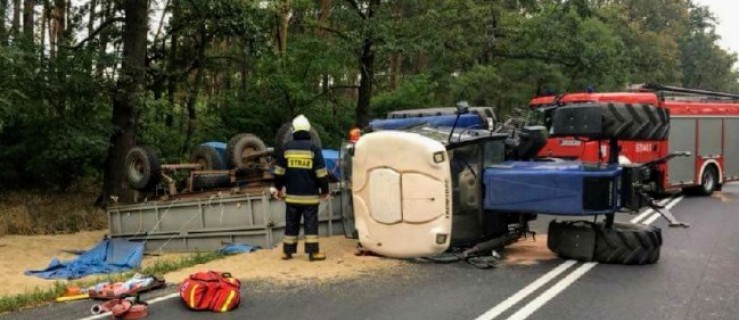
[{"x1": 292, "y1": 115, "x2": 311, "y2": 133}]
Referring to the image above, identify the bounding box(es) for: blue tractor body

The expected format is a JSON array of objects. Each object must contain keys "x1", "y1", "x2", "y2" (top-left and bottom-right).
[{"x1": 483, "y1": 162, "x2": 621, "y2": 216}]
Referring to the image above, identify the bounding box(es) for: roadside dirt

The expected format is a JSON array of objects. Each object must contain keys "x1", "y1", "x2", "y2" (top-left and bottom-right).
[
  {"x1": 163, "y1": 236, "x2": 409, "y2": 285},
  {"x1": 0, "y1": 230, "x2": 188, "y2": 298},
  {"x1": 504, "y1": 235, "x2": 558, "y2": 266},
  {"x1": 1, "y1": 231, "x2": 552, "y2": 298},
  {"x1": 713, "y1": 191, "x2": 735, "y2": 203}
]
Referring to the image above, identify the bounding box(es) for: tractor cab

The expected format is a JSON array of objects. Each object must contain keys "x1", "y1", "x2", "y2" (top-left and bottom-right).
[{"x1": 339, "y1": 124, "x2": 509, "y2": 258}]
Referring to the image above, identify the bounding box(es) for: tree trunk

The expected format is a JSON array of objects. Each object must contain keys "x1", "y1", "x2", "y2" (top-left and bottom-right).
[
  {"x1": 96, "y1": 0, "x2": 112, "y2": 78},
  {"x1": 354, "y1": 0, "x2": 380, "y2": 128},
  {"x1": 99, "y1": 0, "x2": 148, "y2": 207},
  {"x1": 318, "y1": 0, "x2": 330, "y2": 93},
  {"x1": 11, "y1": 0, "x2": 19, "y2": 36},
  {"x1": 166, "y1": 0, "x2": 180, "y2": 127},
  {"x1": 388, "y1": 1, "x2": 403, "y2": 90},
  {"x1": 87, "y1": 0, "x2": 96, "y2": 37},
  {"x1": 0, "y1": 0, "x2": 7, "y2": 44},
  {"x1": 22, "y1": 0, "x2": 32, "y2": 40},
  {"x1": 48, "y1": 0, "x2": 56, "y2": 57},
  {"x1": 181, "y1": 25, "x2": 208, "y2": 155},
  {"x1": 277, "y1": 0, "x2": 291, "y2": 56}
]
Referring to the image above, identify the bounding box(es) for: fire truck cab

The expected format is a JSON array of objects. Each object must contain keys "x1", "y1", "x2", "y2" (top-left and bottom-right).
[{"x1": 529, "y1": 83, "x2": 739, "y2": 195}]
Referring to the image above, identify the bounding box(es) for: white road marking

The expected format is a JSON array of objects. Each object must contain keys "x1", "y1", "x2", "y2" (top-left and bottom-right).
[
  {"x1": 505, "y1": 262, "x2": 598, "y2": 320},
  {"x1": 473, "y1": 260, "x2": 579, "y2": 320},
  {"x1": 475, "y1": 196, "x2": 685, "y2": 320},
  {"x1": 77, "y1": 292, "x2": 180, "y2": 320}
]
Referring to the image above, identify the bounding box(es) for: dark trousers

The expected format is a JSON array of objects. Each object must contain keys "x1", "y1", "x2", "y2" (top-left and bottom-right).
[{"x1": 283, "y1": 204, "x2": 320, "y2": 254}]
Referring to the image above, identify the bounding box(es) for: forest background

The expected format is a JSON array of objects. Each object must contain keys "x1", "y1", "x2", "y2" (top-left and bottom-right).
[{"x1": 0, "y1": 0, "x2": 737, "y2": 233}]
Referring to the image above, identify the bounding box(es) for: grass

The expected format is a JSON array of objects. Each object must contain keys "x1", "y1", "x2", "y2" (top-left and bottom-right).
[
  {"x1": 0, "y1": 251, "x2": 227, "y2": 314},
  {"x1": 0, "y1": 180, "x2": 107, "y2": 236}
]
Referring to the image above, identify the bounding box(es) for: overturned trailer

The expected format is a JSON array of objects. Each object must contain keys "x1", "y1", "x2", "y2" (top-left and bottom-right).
[
  {"x1": 107, "y1": 133, "x2": 346, "y2": 253},
  {"x1": 107, "y1": 188, "x2": 345, "y2": 252}
]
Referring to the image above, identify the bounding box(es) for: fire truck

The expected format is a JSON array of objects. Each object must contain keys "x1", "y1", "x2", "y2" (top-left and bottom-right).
[{"x1": 529, "y1": 83, "x2": 739, "y2": 196}]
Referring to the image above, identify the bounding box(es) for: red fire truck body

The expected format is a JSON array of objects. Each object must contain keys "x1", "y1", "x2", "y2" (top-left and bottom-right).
[{"x1": 529, "y1": 85, "x2": 739, "y2": 194}]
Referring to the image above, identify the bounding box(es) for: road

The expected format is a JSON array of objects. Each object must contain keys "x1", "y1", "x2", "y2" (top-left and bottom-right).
[{"x1": 5, "y1": 184, "x2": 739, "y2": 320}]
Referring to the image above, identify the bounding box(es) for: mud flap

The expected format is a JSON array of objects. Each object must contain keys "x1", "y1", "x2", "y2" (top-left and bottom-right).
[{"x1": 547, "y1": 220, "x2": 596, "y2": 262}]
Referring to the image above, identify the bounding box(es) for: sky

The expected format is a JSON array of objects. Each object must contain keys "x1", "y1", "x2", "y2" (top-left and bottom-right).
[{"x1": 694, "y1": 0, "x2": 739, "y2": 55}]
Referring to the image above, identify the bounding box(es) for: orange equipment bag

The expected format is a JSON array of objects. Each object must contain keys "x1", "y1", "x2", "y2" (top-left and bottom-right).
[{"x1": 179, "y1": 271, "x2": 241, "y2": 312}]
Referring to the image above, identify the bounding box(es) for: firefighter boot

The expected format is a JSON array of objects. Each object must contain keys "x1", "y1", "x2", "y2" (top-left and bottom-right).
[
  {"x1": 309, "y1": 252, "x2": 326, "y2": 261},
  {"x1": 281, "y1": 252, "x2": 293, "y2": 260}
]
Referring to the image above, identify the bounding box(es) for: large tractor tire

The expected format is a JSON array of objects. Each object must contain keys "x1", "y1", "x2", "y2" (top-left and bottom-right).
[
  {"x1": 191, "y1": 173, "x2": 231, "y2": 190},
  {"x1": 273, "y1": 122, "x2": 322, "y2": 156},
  {"x1": 593, "y1": 222, "x2": 661, "y2": 265},
  {"x1": 548, "y1": 220, "x2": 661, "y2": 265},
  {"x1": 551, "y1": 103, "x2": 669, "y2": 141},
  {"x1": 190, "y1": 145, "x2": 226, "y2": 170},
  {"x1": 125, "y1": 147, "x2": 162, "y2": 191},
  {"x1": 226, "y1": 134, "x2": 267, "y2": 168}
]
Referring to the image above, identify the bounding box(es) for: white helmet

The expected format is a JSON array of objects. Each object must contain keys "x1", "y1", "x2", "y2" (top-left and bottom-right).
[{"x1": 292, "y1": 114, "x2": 311, "y2": 132}]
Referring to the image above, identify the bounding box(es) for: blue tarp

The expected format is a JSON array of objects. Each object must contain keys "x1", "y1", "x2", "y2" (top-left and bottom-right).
[
  {"x1": 322, "y1": 149, "x2": 341, "y2": 180},
  {"x1": 25, "y1": 238, "x2": 145, "y2": 280},
  {"x1": 219, "y1": 243, "x2": 260, "y2": 255}
]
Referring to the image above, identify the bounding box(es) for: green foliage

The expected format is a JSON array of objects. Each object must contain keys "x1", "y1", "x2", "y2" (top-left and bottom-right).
[
  {"x1": 372, "y1": 76, "x2": 440, "y2": 117},
  {"x1": 1, "y1": 0, "x2": 738, "y2": 193}
]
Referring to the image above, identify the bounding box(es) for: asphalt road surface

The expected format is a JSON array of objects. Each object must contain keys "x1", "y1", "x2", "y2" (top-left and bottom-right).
[{"x1": 5, "y1": 184, "x2": 739, "y2": 320}]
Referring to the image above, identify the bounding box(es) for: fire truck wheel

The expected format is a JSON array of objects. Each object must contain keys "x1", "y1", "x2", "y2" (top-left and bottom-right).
[
  {"x1": 601, "y1": 103, "x2": 670, "y2": 140},
  {"x1": 226, "y1": 134, "x2": 267, "y2": 168},
  {"x1": 190, "y1": 145, "x2": 226, "y2": 170},
  {"x1": 695, "y1": 165, "x2": 719, "y2": 196},
  {"x1": 274, "y1": 122, "x2": 323, "y2": 156},
  {"x1": 191, "y1": 173, "x2": 231, "y2": 190},
  {"x1": 124, "y1": 147, "x2": 162, "y2": 191},
  {"x1": 594, "y1": 222, "x2": 662, "y2": 265}
]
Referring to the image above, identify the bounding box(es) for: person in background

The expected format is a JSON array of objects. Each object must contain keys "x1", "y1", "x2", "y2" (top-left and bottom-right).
[{"x1": 271, "y1": 115, "x2": 330, "y2": 261}]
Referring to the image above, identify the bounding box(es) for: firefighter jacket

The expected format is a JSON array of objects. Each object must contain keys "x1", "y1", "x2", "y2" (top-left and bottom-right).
[{"x1": 273, "y1": 134, "x2": 330, "y2": 205}]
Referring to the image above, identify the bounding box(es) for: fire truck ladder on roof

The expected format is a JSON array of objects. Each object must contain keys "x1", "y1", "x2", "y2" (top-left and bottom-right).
[{"x1": 637, "y1": 83, "x2": 739, "y2": 101}]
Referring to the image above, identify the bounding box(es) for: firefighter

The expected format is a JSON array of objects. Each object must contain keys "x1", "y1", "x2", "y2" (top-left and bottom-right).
[{"x1": 271, "y1": 115, "x2": 330, "y2": 261}]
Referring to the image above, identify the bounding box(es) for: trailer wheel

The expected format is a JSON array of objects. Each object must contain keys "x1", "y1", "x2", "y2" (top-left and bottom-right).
[
  {"x1": 226, "y1": 134, "x2": 267, "y2": 168},
  {"x1": 551, "y1": 103, "x2": 670, "y2": 141},
  {"x1": 273, "y1": 122, "x2": 322, "y2": 156},
  {"x1": 694, "y1": 165, "x2": 719, "y2": 196},
  {"x1": 593, "y1": 222, "x2": 662, "y2": 265},
  {"x1": 191, "y1": 173, "x2": 231, "y2": 190},
  {"x1": 190, "y1": 145, "x2": 226, "y2": 170},
  {"x1": 124, "y1": 147, "x2": 162, "y2": 191}
]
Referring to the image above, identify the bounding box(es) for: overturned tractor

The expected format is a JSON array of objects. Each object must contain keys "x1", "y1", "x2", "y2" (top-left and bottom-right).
[{"x1": 341, "y1": 101, "x2": 687, "y2": 265}]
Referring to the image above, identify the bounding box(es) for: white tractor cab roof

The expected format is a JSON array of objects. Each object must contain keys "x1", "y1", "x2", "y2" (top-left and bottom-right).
[{"x1": 350, "y1": 125, "x2": 507, "y2": 258}]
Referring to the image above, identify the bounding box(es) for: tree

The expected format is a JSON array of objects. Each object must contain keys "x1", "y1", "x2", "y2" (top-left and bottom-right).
[{"x1": 99, "y1": 0, "x2": 148, "y2": 206}]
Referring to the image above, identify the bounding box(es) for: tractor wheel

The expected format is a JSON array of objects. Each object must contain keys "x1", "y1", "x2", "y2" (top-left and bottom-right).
[
  {"x1": 226, "y1": 134, "x2": 267, "y2": 168},
  {"x1": 593, "y1": 222, "x2": 662, "y2": 265},
  {"x1": 273, "y1": 122, "x2": 322, "y2": 156},
  {"x1": 551, "y1": 103, "x2": 670, "y2": 141},
  {"x1": 124, "y1": 147, "x2": 162, "y2": 191},
  {"x1": 548, "y1": 220, "x2": 662, "y2": 265},
  {"x1": 693, "y1": 165, "x2": 719, "y2": 196},
  {"x1": 190, "y1": 145, "x2": 226, "y2": 170},
  {"x1": 191, "y1": 173, "x2": 231, "y2": 190}
]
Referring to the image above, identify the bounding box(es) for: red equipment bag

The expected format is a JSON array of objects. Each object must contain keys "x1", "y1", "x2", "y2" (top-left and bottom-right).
[{"x1": 179, "y1": 271, "x2": 241, "y2": 313}]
